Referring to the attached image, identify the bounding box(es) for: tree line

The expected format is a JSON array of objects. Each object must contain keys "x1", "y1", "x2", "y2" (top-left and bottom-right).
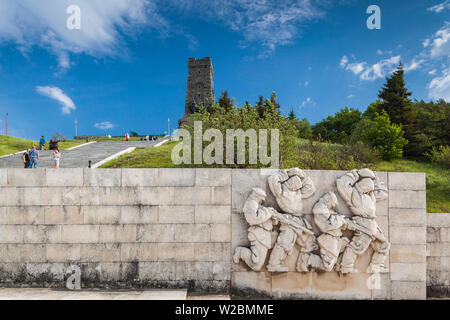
[{"x1": 188, "y1": 63, "x2": 449, "y2": 167}]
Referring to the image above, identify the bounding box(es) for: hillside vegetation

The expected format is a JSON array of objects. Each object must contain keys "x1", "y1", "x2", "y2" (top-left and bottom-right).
[{"x1": 0, "y1": 135, "x2": 83, "y2": 156}]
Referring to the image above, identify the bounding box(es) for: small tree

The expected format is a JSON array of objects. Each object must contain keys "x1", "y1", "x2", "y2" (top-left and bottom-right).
[
  {"x1": 218, "y1": 90, "x2": 234, "y2": 112},
  {"x1": 378, "y1": 63, "x2": 414, "y2": 125},
  {"x1": 255, "y1": 96, "x2": 265, "y2": 118},
  {"x1": 288, "y1": 108, "x2": 296, "y2": 120},
  {"x1": 351, "y1": 110, "x2": 408, "y2": 160},
  {"x1": 312, "y1": 107, "x2": 362, "y2": 143}
]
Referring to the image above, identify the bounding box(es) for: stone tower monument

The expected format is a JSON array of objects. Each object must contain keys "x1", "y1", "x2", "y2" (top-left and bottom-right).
[{"x1": 178, "y1": 57, "x2": 215, "y2": 127}]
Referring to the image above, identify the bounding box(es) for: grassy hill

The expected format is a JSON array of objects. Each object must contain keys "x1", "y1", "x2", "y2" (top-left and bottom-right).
[
  {"x1": 0, "y1": 135, "x2": 38, "y2": 157},
  {"x1": 101, "y1": 138, "x2": 449, "y2": 213},
  {"x1": 0, "y1": 135, "x2": 83, "y2": 156},
  {"x1": 372, "y1": 160, "x2": 449, "y2": 213}
]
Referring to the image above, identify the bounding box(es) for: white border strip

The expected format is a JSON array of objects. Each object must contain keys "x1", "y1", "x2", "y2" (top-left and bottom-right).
[
  {"x1": 154, "y1": 139, "x2": 169, "y2": 147},
  {"x1": 0, "y1": 150, "x2": 26, "y2": 159},
  {"x1": 91, "y1": 147, "x2": 136, "y2": 168},
  {"x1": 65, "y1": 141, "x2": 97, "y2": 151}
]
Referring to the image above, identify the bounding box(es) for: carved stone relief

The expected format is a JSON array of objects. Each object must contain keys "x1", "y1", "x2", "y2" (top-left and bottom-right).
[{"x1": 233, "y1": 168, "x2": 390, "y2": 274}]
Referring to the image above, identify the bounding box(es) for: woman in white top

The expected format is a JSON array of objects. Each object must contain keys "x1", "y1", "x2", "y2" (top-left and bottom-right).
[{"x1": 53, "y1": 149, "x2": 61, "y2": 168}]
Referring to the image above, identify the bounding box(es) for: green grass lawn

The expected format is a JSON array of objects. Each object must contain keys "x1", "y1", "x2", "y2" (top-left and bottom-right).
[
  {"x1": 0, "y1": 135, "x2": 84, "y2": 156},
  {"x1": 101, "y1": 141, "x2": 179, "y2": 168},
  {"x1": 371, "y1": 160, "x2": 449, "y2": 213},
  {"x1": 0, "y1": 135, "x2": 38, "y2": 156},
  {"x1": 102, "y1": 138, "x2": 449, "y2": 213}
]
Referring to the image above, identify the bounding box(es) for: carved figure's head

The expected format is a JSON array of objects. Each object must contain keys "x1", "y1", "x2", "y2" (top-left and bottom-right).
[
  {"x1": 323, "y1": 192, "x2": 338, "y2": 209},
  {"x1": 355, "y1": 178, "x2": 375, "y2": 194},
  {"x1": 284, "y1": 175, "x2": 303, "y2": 191},
  {"x1": 251, "y1": 188, "x2": 267, "y2": 203}
]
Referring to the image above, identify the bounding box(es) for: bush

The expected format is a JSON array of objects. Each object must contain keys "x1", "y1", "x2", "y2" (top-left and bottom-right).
[
  {"x1": 295, "y1": 140, "x2": 380, "y2": 170},
  {"x1": 312, "y1": 107, "x2": 362, "y2": 143},
  {"x1": 428, "y1": 145, "x2": 450, "y2": 169},
  {"x1": 181, "y1": 95, "x2": 298, "y2": 168},
  {"x1": 351, "y1": 110, "x2": 408, "y2": 160}
]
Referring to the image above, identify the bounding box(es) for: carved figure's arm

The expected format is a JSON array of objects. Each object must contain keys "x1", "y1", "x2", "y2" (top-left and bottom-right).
[
  {"x1": 336, "y1": 171, "x2": 359, "y2": 204},
  {"x1": 244, "y1": 204, "x2": 272, "y2": 225},
  {"x1": 373, "y1": 177, "x2": 388, "y2": 202},
  {"x1": 300, "y1": 176, "x2": 315, "y2": 199},
  {"x1": 313, "y1": 203, "x2": 344, "y2": 232},
  {"x1": 268, "y1": 170, "x2": 289, "y2": 199}
]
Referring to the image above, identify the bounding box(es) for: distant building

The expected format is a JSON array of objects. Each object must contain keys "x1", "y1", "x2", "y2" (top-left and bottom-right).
[{"x1": 178, "y1": 57, "x2": 215, "y2": 127}]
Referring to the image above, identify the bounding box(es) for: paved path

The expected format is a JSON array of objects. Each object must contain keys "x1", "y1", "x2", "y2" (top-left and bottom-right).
[
  {"x1": 0, "y1": 288, "x2": 187, "y2": 300},
  {"x1": 0, "y1": 139, "x2": 167, "y2": 169},
  {"x1": 0, "y1": 288, "x2": 231, "y2": 300}
]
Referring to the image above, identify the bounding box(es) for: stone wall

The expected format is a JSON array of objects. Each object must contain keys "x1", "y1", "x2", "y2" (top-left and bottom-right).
[
  {"x1": 427, "y1": 213, "x2": 450, "y2": 298},
  {"x1": 0, "y1": 168, "x2": 231, "y2": 293},
  {"x1": 0, "y1": 168, "x2": 429, "y2": 299}
]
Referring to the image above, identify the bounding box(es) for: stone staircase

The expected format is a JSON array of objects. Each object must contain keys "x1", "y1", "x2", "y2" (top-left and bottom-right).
[{"x1": 0, "y1": 139, "x2": 166, "y2": 169}]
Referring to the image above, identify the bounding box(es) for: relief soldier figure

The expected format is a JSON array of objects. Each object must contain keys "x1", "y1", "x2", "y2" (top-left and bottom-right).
[
  {"x1": 336, "y1": 168, "x2": 390, "y2": 274},
  {"x1": 233, "y1": 188, "x2": 275, "y2": 271},
  {"x1": 297, "y1": 192, "x2": 349, "y2": 272},
  {"x1": 266, "y1": 168, "x2": 318, "y2": 273}
]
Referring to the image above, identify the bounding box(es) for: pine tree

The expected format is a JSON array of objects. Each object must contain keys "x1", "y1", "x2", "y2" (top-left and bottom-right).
[
  {"x1": 377, "y1": 63, "x2": 416, "y2": 157},
  {"x1": 256, "y1": 96, "x2": 265, "y2": 118},
  {"x1": 288, "y1": 108, "x2": 296, "y2": 120},
  {"x1": 378, "y1": 63, "x2": 414, "y2": 125},
  {"x1": 269, "y1": 92, "x2": 281, "y2": 111},
  {"x1": 218, "y1": 90, "x2": 234, "y2": 112}
]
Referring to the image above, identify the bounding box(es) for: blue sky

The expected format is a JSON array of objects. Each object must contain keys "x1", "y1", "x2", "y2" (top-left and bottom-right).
[{"x1": 0, "y1": 0, "x2": 448, "y2": 140}]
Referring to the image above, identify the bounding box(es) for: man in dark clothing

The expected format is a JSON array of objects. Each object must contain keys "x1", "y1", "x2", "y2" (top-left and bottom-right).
[{"x1": 22, "y1": 149, "x2": 30, "y2": 168}]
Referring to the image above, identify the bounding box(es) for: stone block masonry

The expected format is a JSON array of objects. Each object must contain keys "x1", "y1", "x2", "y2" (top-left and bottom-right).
[
  {"x1": 427, "y1": 213, "x2": 450, "y2": 298},
  {"x1": 0, "y1": 168, "x2": 431, "y2": 299}
]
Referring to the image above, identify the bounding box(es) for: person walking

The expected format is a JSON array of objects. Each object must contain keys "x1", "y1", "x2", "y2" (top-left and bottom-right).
[
  {"x1": 52, "y1": 149, "x2": 61, "y2": 168},
  {"x1": 39, "y1": 136, "x2": 46, "y2": 150},
  {"x1": 22, "y1": 149, "x2": 30, "y2": 169},
  {"x1": 125, "y1": 132, "x2": 129, "y2": 141},
  {"x1": 28, "y1": 146, "x2": 39, "y2": 168}
]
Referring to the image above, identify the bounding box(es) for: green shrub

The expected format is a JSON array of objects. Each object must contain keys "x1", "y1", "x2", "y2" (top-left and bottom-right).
[
  {"x1": 181, "y1": 95, "x2": 298, "y2": 168},
  {"x1": 428, "y1": 145, "x2": 450, "y2": 169},
  {"x1": 312, "y1": 107, "x2": 362, "y2": 143},
  {"x1": 294, "y1": 140, "x2": 380, "y2": 170},
  {"x1": 351, "y1": 110, "x2": 408, "y2": 160}
]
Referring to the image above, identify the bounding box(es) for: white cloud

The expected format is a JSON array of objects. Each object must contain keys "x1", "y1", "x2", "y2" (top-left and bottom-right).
[
  {"x1": 35, "y1": 86, "x2": 75, "y2": 114},
  {"x1": 360, "y1": 56, "x2": 401, "y2": 81},
  {"x1": 429, "y1": 69, "x2": 438, "y2": 75},
  {"x1": 428, "y1": 68, "x2": 450, "y2": 101},
  {"x1": 340, "y1": 56, "x2": 348, "y2": 68},
  {"x1": 404, "y1": 59, "x2": 424, "y2": 73},
  {"x1": 94, "y1": 121, "x2": 116, "y2": 130},
  {"x1": 376, "y1": 49, "x2": 393, "y2": 55},
  {"x1": 304, "y1": 81, "x2": 309, "y2": 87},
  {"x1": 340, "y1": 55, "x2": 366, "y2": 75},
  {"x1": 340, "y1": 55, "x2": 401, "y2": 81},
  {"x1": 300, "y1": 97, "x2": 315, "y2": 110},
  {"x1": 0, "y1": 1, "x2": 336, "y2": 64},
  {"x1": 164, "y1": 0, "x2": 326, "y2": 57},
  {"x1": 428, "y1": 0, "x2": 450, "y2": 13},
  {"x1": 426, "y1": 23, "x2": 450, "y2": 58},
  {"x1": 347, "y1": 62, "x2": 366, "y2": 75},
  {"x1": 347, "y1": 94, "x2": 355, "y2": 99},
  {"x1": 0, "y1": 0, "x2": 168, "y2": 72}
]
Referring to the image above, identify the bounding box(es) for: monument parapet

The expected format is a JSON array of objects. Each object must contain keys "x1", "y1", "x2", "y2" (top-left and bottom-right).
[{"x1": 0, "y1": 167, "x2": 435, "y2": 299}]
